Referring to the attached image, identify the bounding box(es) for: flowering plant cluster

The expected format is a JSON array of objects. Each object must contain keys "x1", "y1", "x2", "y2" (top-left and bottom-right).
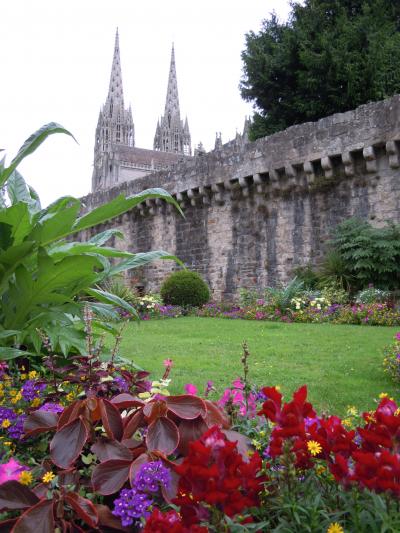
[
  {"x1": 291, "y1": 295, "x2": 330, "y2": 311},
  {"x1": 197, "y1": 301, "x2": 400, "y2": 327},
  {"x1": 1, "y1": 347, "x2": 400, "y2": 531},
  {"x1": 383, "y1": 331, "x2": 400, "y2": 384}
]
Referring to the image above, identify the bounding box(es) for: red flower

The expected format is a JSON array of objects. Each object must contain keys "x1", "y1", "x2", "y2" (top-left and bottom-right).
[
  {"x1": 260, "y1": 386, "x2": 317, "y2": 468},
  {"x1": 359, "y1": 399, "x2": 400, "y2": 453},
  {"x1": 351, "y1": 450, "x2": 400, "y2": 495},
  {"x1": 308, "y1": 416, "x2": 356, "y2": 458},
  {"x1": 143, "y1": 508, "x2": 209, "y2": 532},
  {"x1": 173, "y1": 426, "x2": 266, "y2": 526}
]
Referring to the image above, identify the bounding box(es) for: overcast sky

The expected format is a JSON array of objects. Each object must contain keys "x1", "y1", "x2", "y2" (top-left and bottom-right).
[{"x1": 0, "y1": 0, "x2": 291, "y2": 206}]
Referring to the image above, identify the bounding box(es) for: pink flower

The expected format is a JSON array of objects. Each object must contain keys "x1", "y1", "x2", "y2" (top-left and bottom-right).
[
  {"x1": 163, "y1": 358, "x2": 173, "y2": 368},
  {"x1": 232, "y1": 378, "x2": 245, "y2": 390},
  {"x1": 232, "y1": 389, "x2": 244, "y2": 405},
  {"x1": 0, "y1": 458, "x2": 28, "y2": 484},
  {"x1": 184, "y1": 383, "x2": 198, "y2": 395},
  {"x1": 395, "y1": 332, "x2": 400, "y2": 341},
  {"x1": 218, "y1": 388, "x2": 232, "y2": 406}
]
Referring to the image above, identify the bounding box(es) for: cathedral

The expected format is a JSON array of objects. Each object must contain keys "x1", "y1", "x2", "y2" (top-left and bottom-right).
[{"x1": 92, "y1": 30, "x2": 192, "y2": 192}]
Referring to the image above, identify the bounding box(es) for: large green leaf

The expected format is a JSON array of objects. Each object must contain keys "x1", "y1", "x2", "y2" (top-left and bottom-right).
[
  {"x1": 0, "y1": 241, "x2": 35, "y2": 295},
  {"x1": 88, "y1": 229, "x2": 124, "y2": 246},
  {"x1": 45, "y1": 325, "x2": 86, "y2": 356},
  {"x1": 6, "y1": 170, "x2": 42, "y2": 214},
  {"x1": 0, "y1": 347, "x2": 34, "y2": 360},
  {"x1": 0, "y1": 241, "x2": 35, "y2": 267},
  {"x1": 30, "y1": 200, "x2": 81, "y2": 245},
  {"x1": 44, "y1": 195, "x2": 80, "y2": 215},
  {"x1": 0, "y1": 202, "x2": 32, "y2": 245},
  {"x1": 7, "y1": 170, "x2": 34, "y2": 205},
  {"x1": 47, "y1": 242, "x2": 133, "y2": 261},
  {"x1": 72, "y1": 188, "x2": 183, "y2": 235},
  {"x1": 109, "y1": 250, "x2": 182, "y2": 277},
  {"x1": 0, "y1": 123, "x2": 76, "y2": 187},
  {"x1": 86, "y1": 288, "x2": 138, "y2": 318},
  {"x1": 4, "y1": 254, "x2": 103, "y2": 328}
]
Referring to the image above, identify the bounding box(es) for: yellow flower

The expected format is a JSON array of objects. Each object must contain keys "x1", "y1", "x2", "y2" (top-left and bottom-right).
[
  {"x1": 395, "y1": 408, "x2": 400, "y2": 416},
  {"x1": 42, "y1": 471, "x2": 55, "y2": 483},
  {"x1": 66, "y1": 392, "x2": 75, "y2": 402},
  {"x1": 20, "y1": 373, "x2": 27, "y2": 380},
  {"x1": 31, "y1": 398, "x2": 41, "y2": 408},
  {"x1": 365, "y1": 412, "x2": 376, "y2": 423},
  {"x1": 327, "y1": 523, "x2": 344, "y2": 533},
  {"x1": 251, "y1": 439, "x2": 262, "y2": 450},
  {"x1": 342, "y1": 418, "x2": 352, "y2": 428},
  {"x1": 346, "y1": 406, "x2": 358, "y2": 417},
  {"x1": 3, "y1": 441, "x2": 12, "y2": 447},
  {"x1": 307, "y1": 440, "x2": 322, "y2": 456},
  {"x1": 9, "y1": 390, "x2": 17, "y2": 397},
  {"x1": 11, "y1": 392, "x2": 22, "y2": 404},
  {"x1": 19, "y1": 470, "x2": 33, "y2": 486},
  {"x1": 316, "y1": 465, "x2": 326, "y2": 475},
  {"x1": 379, "y1": 392, "x2": 389, "y2": 399},
  {"x1": 28, "y1": 371, "x2": 37, "y2": 379},
  {"x1": 1, "y1": 419, "x2": 11, "y2": 428}
]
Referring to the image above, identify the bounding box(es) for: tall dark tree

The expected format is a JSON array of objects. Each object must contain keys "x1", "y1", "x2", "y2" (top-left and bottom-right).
[{"x1": 240, "y1": 0, "x2": 400, "y2": 139}]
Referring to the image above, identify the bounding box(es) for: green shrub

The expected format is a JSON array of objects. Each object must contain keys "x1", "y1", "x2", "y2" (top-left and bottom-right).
[
  {"x1": 292, "y1": 264, "x2": 320, "y2": 289},
  {"x1": 356, "y1": 286, "x2": 390, "y2": 304},
  {"x1": 319, "y1": 280, "x2": 349, "y2": 305},
  {"x1": 264, "y1": 277, "x2": 304, "y2": 313},
  {"x1": 331, "y1": 218, "x2": 400, "y2": 291},
  {"x1": 238, "y1": 287, "x2": 259, "y2": 307},
  {"x1": 161, "y1": 270, "x2": 210, "y2": 307}
]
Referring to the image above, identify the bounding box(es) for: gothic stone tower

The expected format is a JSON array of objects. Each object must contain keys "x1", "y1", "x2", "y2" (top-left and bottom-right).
[
  {"x1": 153, "y1": 45, "x2": 191, "y2": 156},
  {"x1": 92, "y1": 33, "x2": 192, "y2": 192},
  {"x1": 92, "y1": 29, "x2": 134, "y2": 191}
]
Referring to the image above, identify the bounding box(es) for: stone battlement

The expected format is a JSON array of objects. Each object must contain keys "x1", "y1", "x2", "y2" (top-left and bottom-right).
[{"x1": 81, "y1": 95, "x2": 400, "y2": 300}]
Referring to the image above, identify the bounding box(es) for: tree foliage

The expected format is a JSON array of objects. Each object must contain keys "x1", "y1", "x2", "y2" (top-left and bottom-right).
[
  {"x1": 331, "y1": 218, "x2": 400, "y2": 291},
  {"x1": 240, "y1": 0, "x2": 400, "y2": 139}
]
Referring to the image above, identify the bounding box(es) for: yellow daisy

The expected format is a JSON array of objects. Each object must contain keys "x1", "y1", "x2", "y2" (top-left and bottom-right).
[
  {"x1": 327, "y1": 523, "x2": 344, "y2": 533},
  {"x1": 42, "y1": 471, "x2": 55, "y2": 484},
  {"x1": 19, "y1": 471, "x2": 33, "y2": 486},
  {"x1": 307, "y1": 440, "x2": 322, "y2": 456}
]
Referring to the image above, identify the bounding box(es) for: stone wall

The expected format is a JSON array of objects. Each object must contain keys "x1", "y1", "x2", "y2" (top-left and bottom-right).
[{"x1": 81, "y1": 95, "x2": 400, "y2": 300}]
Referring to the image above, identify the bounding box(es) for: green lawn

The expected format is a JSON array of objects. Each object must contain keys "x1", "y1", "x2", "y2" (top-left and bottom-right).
[{"x1": 118, "y1": 317, "x2": 399, "y2": 415}]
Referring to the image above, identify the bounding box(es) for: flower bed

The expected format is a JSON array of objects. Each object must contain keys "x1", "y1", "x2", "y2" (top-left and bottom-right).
[
  {"x1": 0, "y1": 353, "x2": 400, "y2": 531},
  {"x1": 197, "y1": 302, "x2": 400, "y2": 326}
]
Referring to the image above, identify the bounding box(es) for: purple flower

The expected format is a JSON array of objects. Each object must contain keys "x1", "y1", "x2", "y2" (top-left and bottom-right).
[
  {"x1": 0, "y1": 407, "x2": 16, "y2": 424},
  {"x1": 112, "y1": 488, "x2": 153, "y2": 526},
  {"x1": 134, "y1": 460, "x2": 171, "y2": 493},
  {"x1": 39, "y1": 403, "x2": 64, "y2": 413},
  {"x1": 114, "y1": 377, "x2": 129, "y2": 393},
  {"x1": 7, "y1": 415, "x2": 26, "y2": 440},
  {"x1": 112, "y1": 461, "x2": 170, "y2": 527},
  {"x1": 21, "y1": 380, "x2": 46, "y2": 402}
]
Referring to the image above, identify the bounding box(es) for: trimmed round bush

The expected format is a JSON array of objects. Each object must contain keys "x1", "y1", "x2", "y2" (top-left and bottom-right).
[{"x1": 160, "y1": 270, "x2": 210, "y2": 307}]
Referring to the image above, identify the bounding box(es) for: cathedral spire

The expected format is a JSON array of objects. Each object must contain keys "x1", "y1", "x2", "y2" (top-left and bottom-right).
[
  {"x1": 164, "y1": 43, "x2": 180, "y2": 118},
  {"x1": 107, "y1": 28, "x2": 124, "y2": 108},
  {"x1": 92, "y1": 29, "x2": 134, "y2": 191},
  {"x1": 153, "y1": 44, "x2": 191, "y2": 155}
]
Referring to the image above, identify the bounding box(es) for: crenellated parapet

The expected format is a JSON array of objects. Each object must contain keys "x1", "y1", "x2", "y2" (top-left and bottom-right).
[
  {"x1": 84, "y1": 94, "x2": 400, "y2": 215},
  {"x1": 81, "y1": 95, "x2": 400, "y2": 299}
]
